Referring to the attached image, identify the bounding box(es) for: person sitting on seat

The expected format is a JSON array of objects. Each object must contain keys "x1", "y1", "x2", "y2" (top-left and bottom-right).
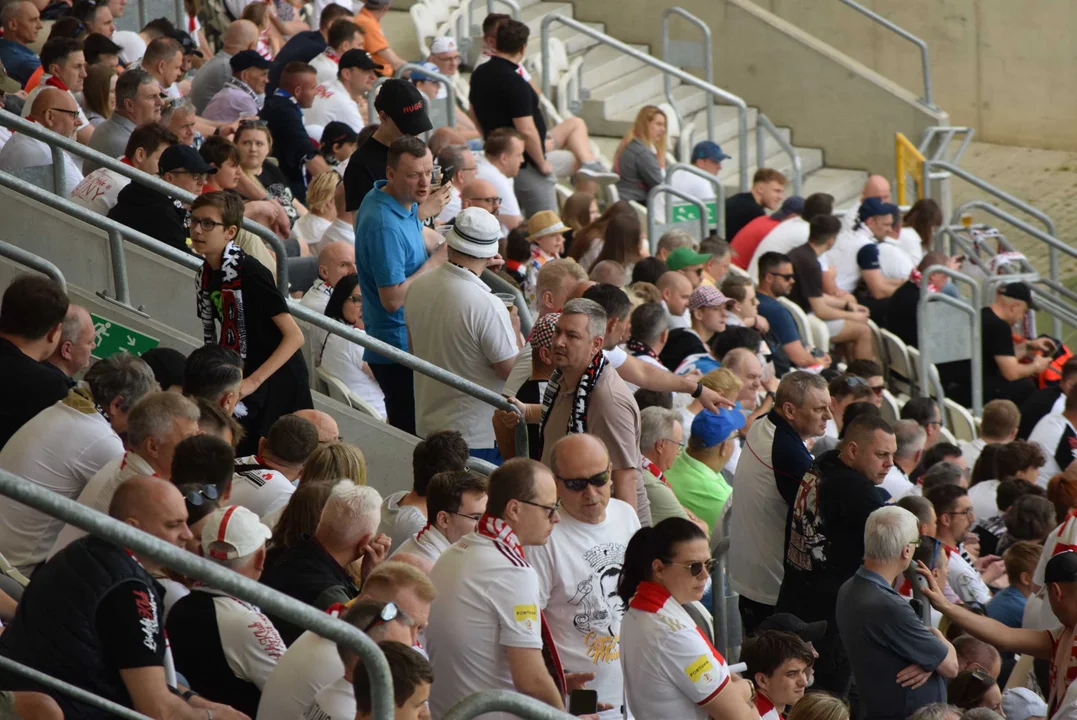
[
  {"x1": 86, "y1": 68, "x2": 164, "y2": 174},
  {"x1": 725, "y1": 167, "x2": 786, "y2": 240},
  {"x1": 202, "y1": 50, "x2": 271, "y2": 123},
  {"x1": 304, "y1": 49, "x2": 381, "y2": 134},
  {"x1": 351, "y1": 0, "x2": 403, "y2": 75},
  {"x1": 0, "y1": 1, "x2": 42, "y2": 86},
  {"x1": 20, "y1": 38, "x2": 93, "y2": 144},
  {"x1": 71, "y1": 122, "x2": 177, "y2": 215},
  {"x1": 756, "y1": 251, "x2": 831, "y2": 370},
  {"x1": 0, "y1": 87, "x2": 84, "y2": 195}
]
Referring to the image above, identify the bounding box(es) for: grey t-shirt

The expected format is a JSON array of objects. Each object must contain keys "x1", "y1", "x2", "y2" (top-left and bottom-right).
[
  {"x1": 836, "y1": 567, "x2": 949, "y2": 720},
  {"x1": 189, "y1": 52, "x2": 235, "y2": 115}
]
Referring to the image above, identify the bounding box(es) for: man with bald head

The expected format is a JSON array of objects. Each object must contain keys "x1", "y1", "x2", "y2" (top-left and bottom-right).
[
  {"x1": 459, "y1": 178, "x2": 502, "y2": 219},
  {"x1": 658, "y1": 270, "x2": 693, "y2": 330},
  {"x1": 529, "y1": 433, "x2": 640, "y2": 716},
  {"x1": 293, "y1": 408, "x2": 340, "y2": 444},
  {"x1": 0, "y1": 476, "x2": 246, "y2": 719},
  {"x1": 722, "y1": 347, "x2": 766, "y2": 415},
  {"x1": 841, "y1": 174, "x2": 892, "y2": 232},
  {"x1": 0, "y1": 87, "x2": 83, "y2": 195},
  {"x1": 45, "y1": 304, "x2": 94, "y2": 386},
  {"x1": 300, "y1": 240, "x2": 357, "y2": 350},
  {"x1": 0, "y1": 0, "x2": 42, "y2": 86},
  {"x1": 190, "y1": 20, "x2": 260, "y2": 113}
]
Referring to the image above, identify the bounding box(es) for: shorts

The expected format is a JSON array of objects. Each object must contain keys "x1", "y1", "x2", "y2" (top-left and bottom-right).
[
  {"x1": 514, "y1": 164, "x2": 558, "y2": 216},
  {"x1": 825, "y1": 318, "x2": 846, "y2": 338},
  {"x1": 548, "y1": 149, "x2": 576, "y2": 178}
]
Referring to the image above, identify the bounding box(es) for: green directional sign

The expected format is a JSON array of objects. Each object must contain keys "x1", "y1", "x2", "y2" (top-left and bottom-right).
[
  {"x1": 91, "y1": 314, "x2": 160, "y2": 359},
  {"x1": 670, "y1": 201, "x2": 719, "y2": 225}
]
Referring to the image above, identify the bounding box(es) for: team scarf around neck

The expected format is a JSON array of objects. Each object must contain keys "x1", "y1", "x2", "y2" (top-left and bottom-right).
[
  {"x1": 63, "y1": 382, "x2": 110, "y2": 424},
  {"x1": 224, "y1": 75, "x2": 262, "y2": 109},
  {"x1": 476, "y1": 513, "x2": 566, "y2": 697},
  {"x1": 626, "y1": 338, "x2": 657, "y2": 359},
  {"x1": 197, "y1": 241, "x2": 247, "y2": 360},
  {"x1": 538, "y1": 350, "x2": 608, "y2": 447},
  {"x1": 909, "y1": 268, "x2": 940, "y2": 293}
]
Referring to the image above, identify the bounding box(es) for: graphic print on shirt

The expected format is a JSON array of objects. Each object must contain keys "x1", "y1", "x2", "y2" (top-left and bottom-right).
[
  {"x1": 1055, "y1": 423, "x2": 1077, "y2": 478},
  {"x1": 567, "y1": 542, "x2": 626, "y2": 665},
  {"x1": 787, "y1": 464, "x2": 824, "y2": 572},
  {"x1": 134, "y1": 588, "x2": 160, "y2": 652}
]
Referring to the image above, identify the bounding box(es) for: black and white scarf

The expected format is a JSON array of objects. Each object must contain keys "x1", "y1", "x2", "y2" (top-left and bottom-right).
[
  {"x1": 626, "y1": 338, "x2": 657, "y2": 359},
  {"x1": 197, "y1": 241, "x2": 247, "y2": 360},
  {"x1": 538, "y1": 350, "x2": 608, "y2": 445}
]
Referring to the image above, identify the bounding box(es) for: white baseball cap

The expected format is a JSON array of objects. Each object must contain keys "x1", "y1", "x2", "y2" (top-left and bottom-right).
[
  {"x1": 447, "y1": 207, "x2": 501, "y2": 259},
  {"x1": 1001, "y1": 688, "x2": 1047, "y2": 720},
  {"x1": 202, "y1": 505, "x2": 272, "y2": 560},
  {"x1": 430, "y1": 37, "x2": 457, "y2": 55}
]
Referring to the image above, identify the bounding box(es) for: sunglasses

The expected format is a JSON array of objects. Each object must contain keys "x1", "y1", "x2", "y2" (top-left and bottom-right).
[
  {"x1": 556, "y1": 469, "x2": 610, "y2": 492},
  {"x1": 520, "y1": 498, "x2": 561, "y2": 519},
  {"x1": 869, "y1": 385, "x2": 885, "y2": 396},
  {"x1": 184, "y1": 484, "x2": 218, "y2": 506},
  {"x1": 363, "y1": 601, "x2": 399, "y2": 633},
  {"x1": 768, "y1": 272, "x2": 795, "y2": 281},
  {"x1": 665, "y1": 558, "x2": 719, "y2": 577}
]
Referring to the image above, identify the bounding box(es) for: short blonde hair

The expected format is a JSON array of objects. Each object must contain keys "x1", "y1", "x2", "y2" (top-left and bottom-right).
[
  {"x1": 535, "y1": 258, "x2": 587, "y2": 300},
  {"x1": 700, "y1": 367, "x2": 742, "y2": 399},
  {"x1": 787, "y1": 692, "x2": 849, "y2": 720},
  {"x1": 305, "y1": 171, "x2": 340, "y2": 216},
  {"x1": 362, "y1": 561, "x2": 437, "y2": 603},
  {"x1": 626, "y1": 281, "x2": 662, "y2": 306},
  {"x1": 301, "y1": 441, "x2": 367, "y2": 486}
]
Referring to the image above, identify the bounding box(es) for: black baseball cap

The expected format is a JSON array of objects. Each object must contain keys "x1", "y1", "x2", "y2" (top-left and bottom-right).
[
  {"x1": 373, "y1": 78, "x2": 432, "y2": 136},
  {"x1": 756, "y1": 613, "x2": 827, "y2": 642},
  {"x1": 1045, "y1": 550, "x2": 1077, "y2": 584},
  {"x1": 321, "y1": 121, "x2": 358, "y2": 148},
  {"x1": 169, "y1": 29, "x2": 203, "y2": 58},
  {"x1": 230, "y1": 50, "x2": 271, "y2": 73},
  {"x1": 339, "y1": 49, "x2": 383, "y2": 72},
  {"x1": 159, "y1": 145, "x2": 217, "y2": 175},
  {"x1": 999, "y1": 282, "x2": 1036, "y2": 310}
]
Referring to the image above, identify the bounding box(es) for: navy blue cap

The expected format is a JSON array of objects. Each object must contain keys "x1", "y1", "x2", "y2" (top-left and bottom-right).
[
  {"x1": 772, "y1": 195, "x2": 805, "y2": 221},
  {"x1": 691, "y1": 140, "x2": 730, "y2": 163},
  {"x1": 230, "y1": 50, "x2": 271, "y2": 73},
  {"x1": 858, "y1": 197, "x2": 899, "y2": 221},
  {"x1": 690, "y1": 407, "x2": 746, "y2": 448}
]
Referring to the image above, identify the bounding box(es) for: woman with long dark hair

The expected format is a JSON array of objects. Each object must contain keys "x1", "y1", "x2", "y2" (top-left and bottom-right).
[
  {"x1": 898, "y1": 199, "x2": 944, "y2": 263},
  {"x1": 317, "y1": 273, "x2": 387, "y2": 419},
  {"x1": 591, "y1": 211, "x2": 644, "y2": 275},
  {"x1": 947, "y1": 669, "x2": 1002, "y2": 712},
  {"x1": 618, "y1": 518, "x2": 755, "y2": 719},
  {"x1": 567, "y1": 200, "x2": 635, "y2": 270}
]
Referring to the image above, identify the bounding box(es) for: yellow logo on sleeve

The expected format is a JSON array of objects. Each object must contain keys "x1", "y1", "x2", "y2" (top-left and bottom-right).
[
  {"x1": 685, "y1": 655, "x2": 715, "y2": 684},
  {"x1": 514, "y1": 604, "x2": 538, "y2": 622}
]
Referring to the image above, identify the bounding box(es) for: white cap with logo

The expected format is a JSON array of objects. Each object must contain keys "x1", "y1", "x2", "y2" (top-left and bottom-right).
[
  {"x1": 202, "y1": 505, "x2": 273, "y2": 560},
  {"x1": 430, "y1": 37, "x2": 457, "y2": 55}
]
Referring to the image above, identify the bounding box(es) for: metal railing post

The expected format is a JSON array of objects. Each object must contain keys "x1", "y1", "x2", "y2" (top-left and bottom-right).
[
  {"x1": 646, "y1": 184, "x2": 708, "y2": 253},
  {"x1": 665, "y1": 163, "x2": 724, "y2": 232},
  {"x1": 443, "y1": 690, "x2": 573, "y2": 719},
  {"x1": 0, "y1": 469, "x2": 399, "y2": 720},
  {"x1": 49, "y1": 145, "x2": 65, "y2": 195},
  {"x1": 917, "y1": 266, "x2": 982, "y2": 416},
  {"x1": 662, "y1": 8, "x2": 714, "y2": 156},
  {"x1": 107, "y1": 229, "x2": 132, "y2": 305},
  {"x1": 837, "y1": 0, "x2": 934, "y2": 108},
  {"x1": 394, "y1": 63, "x2": 456, "y2": 129},
  {"x1": 0, "y1": 241, "x2": 66, "y2": 291}
]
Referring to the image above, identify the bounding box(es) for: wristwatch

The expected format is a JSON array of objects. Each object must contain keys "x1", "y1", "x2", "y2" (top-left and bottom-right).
[{"x1": 692, "y1": 382, "x2": 704, "y2": 399}]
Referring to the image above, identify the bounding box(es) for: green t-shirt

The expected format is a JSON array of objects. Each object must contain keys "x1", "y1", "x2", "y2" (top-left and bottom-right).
[{"x1": 665, "y1": 452, "x2": 731, "y2": 531}]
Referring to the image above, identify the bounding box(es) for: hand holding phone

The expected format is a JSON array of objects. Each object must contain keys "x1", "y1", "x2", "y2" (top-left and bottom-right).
[{"x1": 568, "y1": 689, "x2": 598, "y2": 716}]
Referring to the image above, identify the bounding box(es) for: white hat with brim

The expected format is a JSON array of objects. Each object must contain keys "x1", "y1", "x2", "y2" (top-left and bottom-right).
[
  {"x1": 447, "y1": 207, "x2": 501, "y2": 259},
  {"x1": 202, "y1": 505, "x2": 272, "y2": 560}
]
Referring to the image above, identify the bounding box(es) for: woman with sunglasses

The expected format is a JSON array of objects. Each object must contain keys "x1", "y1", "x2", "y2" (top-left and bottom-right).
[
  {"x1": 948, "y1": 669, "x2": 1003, "y2": 713},
  {"x1": 316, "y1": 273, "x2": 387, "y2": 420},
  {"x1": 618, "y1": 518, "x2": 757, "y2": 720}
]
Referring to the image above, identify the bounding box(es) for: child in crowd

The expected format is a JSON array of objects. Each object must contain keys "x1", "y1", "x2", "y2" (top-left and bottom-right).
[
  {"x1": 524, "y1": 210, "x2": 568, "y2": 310},
  {"x1": 353, "y1": 641, "x2": 433, "y2": 720},
  {"x1": 190, "y1": 190, "x2": 312, "y2": 455}
]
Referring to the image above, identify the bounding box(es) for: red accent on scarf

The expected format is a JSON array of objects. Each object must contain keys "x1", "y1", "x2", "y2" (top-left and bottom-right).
[
  {"x1": 909, "y1": 268, "x2": 940, "y2": 293},
  {"x1": 643, "y1": 458, "x2": 671, "y2": 488},
  {"x1": 44, "y1": 75, "x2": 69, "y2": 92},
  {"x1": 629, "y1": 581, "x2": 727, "y2": 662}
]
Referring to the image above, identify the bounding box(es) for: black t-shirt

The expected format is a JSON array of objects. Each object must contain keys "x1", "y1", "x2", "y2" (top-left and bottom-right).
[
  {"x1": 343, "y1": 135, "x2": 390, "y2": 212},
  {"x1": 469, "y1": 56, "x2": 546, "y2": 167},
  {"x1": 257, "y1": 161, "x2": 298, "y2": 225},
  {"x1": 724, "y1": 191, "x2": 764, "y2": 240},
  {"x1": 658, "y1": 328, "x2": 707, "y2": 372},
  {"x1": 1019, "y1": 386, "x2": 1064, "y2": 439},
  {"x1": 884, "y1": 280, "x2": 921, "y2": 348},
  {"x1": 788, "y1": 242, "x2": 824, "y2": 312},
  {"x1": 0, "y1": 337, "x2": 71, "y2": 448},
  {"x1": 95, "y1": 578, "x2": 167, "y2": 670},
  {"x1": 982, "y1": 307, "x2": 1015, "y2": 381}
]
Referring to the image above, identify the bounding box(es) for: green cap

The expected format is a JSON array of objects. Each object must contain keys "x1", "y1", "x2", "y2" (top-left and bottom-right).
[{"x1": 666, "y1": 246, "x2": 712, "y2": 271}]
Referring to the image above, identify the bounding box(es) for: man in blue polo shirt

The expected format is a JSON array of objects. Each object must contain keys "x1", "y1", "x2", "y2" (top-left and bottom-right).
[
  {"x1": 756, "y1": 251, "x2": 831, "y2": 371},
  {"x1": 0, "y1": 1, "x2": 42, "y2": 87},
  {"x1": 355, "y1": 135, "x2": 447, "y2": 434}
]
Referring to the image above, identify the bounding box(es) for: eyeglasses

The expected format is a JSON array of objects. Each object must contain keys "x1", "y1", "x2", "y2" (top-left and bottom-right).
[
  {"x1": 944, "y1": 508, "x2": 974, "y2": 519},
  {"x1": 556, "y1": 469, "x2": 610, "y2": 492},
  {"x1": 869, "y1": 385, "x2": 885, "y2": 396},
  {"x1": 767, "y1": 272, "x2": 795, "y2": 281},
  {"x1": 472, "y1": 196, "x2": 501, "y2": 205},
  {"x1": 908, "y1": 536, "x2": 922, "y2": 548},
  {"x1": 362, "y1": 601, "x2": 399, "y2": 633},
  {"x1": 665, "y1": 558, "x2": 719, "y2": 577},
  {"x1": 186, "y1": 216, "x2": 227, "y2": 231},
  {"x1": 450, "y1": 510, "x2": 482, "y2": 522},
  {"x1": 520, "y1": 498, "x2": 561, "y2": 519},
  {"x1": 660, "y1": 437, "x2": 686, "y2": 449},
  {"x1": 184, "y1": 484, "x2": 218, "y2": 506},
  {"x1": 346, "y1": 295, "x2": 362, "y2": 305},
  {"x1": 843, "y1": 376, "x2": 868, "y2": 387},
  {"x1": 47, "y1": 107, "x2": 81, "y2": 117}
]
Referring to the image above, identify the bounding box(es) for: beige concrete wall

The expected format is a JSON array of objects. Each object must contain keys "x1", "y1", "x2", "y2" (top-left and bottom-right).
[
  {"x1": 574, "y1": 0, "x2": 946, "y2": 181},
  {"x1": 754, "y1": 0, "x2": 1076, "y2": 151}
]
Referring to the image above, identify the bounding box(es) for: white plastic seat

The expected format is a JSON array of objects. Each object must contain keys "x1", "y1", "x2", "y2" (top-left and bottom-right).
[
  {"x1": 777, "y1": 297, "x2": 814, "y2": 350},
  {"x1": 867, "y1": 319, "x2": 887, "y2": 372},
  {"x1": 805, "y1": 314, "x2": 830, "y2": 354},
  {"x1": 726, "y1": 264, "x2": 752, "y2": 282},
  {"x1": 879, "y1": 389, "x2": 900, "y2": 425},
  {"x1": 316, "y1": 367, "x2": 386, "y2": 422},
  {"x1": 423, "y1": 0, "x2": 451, "y2": 27},
  {"x1": 938, "y1": 426, "x2": 958, "y2": 445},
  {"x1": 880, "y1": 328, "x2": 914, "y2": 396},
  {"x1": 945, "y1": 398, "x2": 977, "y2": 443},
  {"x1": 409, "y1": 3, "x2": 438, "y2": 58}
]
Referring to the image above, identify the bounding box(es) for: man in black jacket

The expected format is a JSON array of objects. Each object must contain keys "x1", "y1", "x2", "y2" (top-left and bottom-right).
[
  {"x1": 108, "y1": 144, "x2": 216, "y2": 254},
  {"x1": 259, "y1": 61, "x2": 328, "y2": 203},
  {"x1": 775, "y1": 414, "x2": 894, "y2": 698}
]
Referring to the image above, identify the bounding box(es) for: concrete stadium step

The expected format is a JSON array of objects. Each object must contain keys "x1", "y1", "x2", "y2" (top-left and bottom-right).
[
  {"x1": 801, "y1": 167, "x2": 869, "y2": 208},
  {"x1": 578, "y1": 44, "x2": 651, "y2": 90},
  {"x1": 546, "y1": 21, "x2": 605, "y2": 56},
  {"x1": 718, "y1": 142, "x2": 823, "y2": 192},
  {"x1": 582, "y1": 65, "x2": 679, "y2": 119},
  {"x1": 582, "y1": 87, "x2": 744, "y2": 138}
]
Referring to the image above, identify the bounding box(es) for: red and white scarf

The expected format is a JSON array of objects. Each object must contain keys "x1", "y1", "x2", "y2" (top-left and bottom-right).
[
  {"x1": 643, "y1": 458, "x2": 671, "y2": 488},
  {"x1": 909, "y1": 268, "x2": 940, "y2": 293}
]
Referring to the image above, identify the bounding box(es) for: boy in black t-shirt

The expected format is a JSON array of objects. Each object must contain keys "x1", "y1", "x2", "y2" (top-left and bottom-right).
[{"x1": 191, "y1": 191, "x2": 312, "y2": 454}]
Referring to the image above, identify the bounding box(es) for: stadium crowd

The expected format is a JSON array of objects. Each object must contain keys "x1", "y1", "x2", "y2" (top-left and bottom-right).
[{"x1": 0, "y1": 2, "x2": 1071, "y2": 720}]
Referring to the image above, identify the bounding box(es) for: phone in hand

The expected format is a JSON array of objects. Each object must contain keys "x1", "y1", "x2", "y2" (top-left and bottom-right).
[
  {"x1": 568, "y1": 689, "x2": 598, "y2": 716},
  {"x1": 440, "y1": 165, "x2": 457, "y2": 187}
]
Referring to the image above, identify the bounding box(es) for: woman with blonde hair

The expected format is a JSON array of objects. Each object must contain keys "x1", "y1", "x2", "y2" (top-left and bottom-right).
[
  {"x1": 292, "y1": 171, "x2": 338, "y2": 249},
  {"x1": 787, "y1": 692, "x2": 850, "y2": 720},
  {"x1": 82, "y1": 64, "x2": 116, "y2": 127},
  {"x1": 301, "y1": 440, "x2": 368, "y2": 486},
  {"x1": 614, "y1": 105, "x2": 668, "y2": 203},
  {"x1": 681, "y1": 367, "x2": 742, "y2": 436}
]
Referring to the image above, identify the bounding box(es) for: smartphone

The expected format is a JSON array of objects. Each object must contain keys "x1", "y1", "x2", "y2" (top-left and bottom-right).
[
  {"x1": 568, "y1": 689, "x2": 598, "y2": 716},
  {"x1": 440, "y1": 165, "x2": 457, "y2": 187}
]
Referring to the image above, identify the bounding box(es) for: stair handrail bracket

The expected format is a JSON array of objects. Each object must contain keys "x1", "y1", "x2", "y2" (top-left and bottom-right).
[
  {"x1": 540, "y1": 14, "x2": 751, "y2": 193},
  {"x1": 837, "y1": 0, "x2": 935, "y2": 109}
]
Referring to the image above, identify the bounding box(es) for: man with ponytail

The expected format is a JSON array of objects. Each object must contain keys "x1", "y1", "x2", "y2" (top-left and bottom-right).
[{"x1": 426, "y1": 457, "x2": 570, "y2": 718}]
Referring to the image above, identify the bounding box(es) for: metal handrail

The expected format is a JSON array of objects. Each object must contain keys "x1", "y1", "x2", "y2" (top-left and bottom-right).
[
  {"x1": 0, "y1": 110, "x2": 291, "y2": 296},
  {"x1": 661, "y1": 8, "x2": 714, "y2": 159},
  {"x1": 917, "y1": 266, "x2": 982, "y2": 415},
  {"x1": 444, "y1": 690, "x2": 572, "y2": 719},
  {"x1": 0, "y1": 469, "x2": 401, "y2": 719},
  {"x1": 664, "y1": 162, "x2": 725, "y2": 232},
  {"x1": 756, "y1": 113, "x2": 803, "y2": 196},
  {"x1": 540, "y1": 15, "x2": 751, "y2": 192},
  {"x1": 919, "y1": 126, "x2": 975, "y2": 166},
  {"x1": 394, "y1": 62, "x2": 457, "y2": 129},
  {"x1": 645, "y1": 184, "x2": 708, "y2": 253},
  {"x1": 0, "y1": 241, "x2": 66, "y2": 291},
  {"x1": 0, "y1": 655, "x2": 151, "y2": 720},
  {"x1": 837, "y1": 0, "x2": 934, "y2": 108}
]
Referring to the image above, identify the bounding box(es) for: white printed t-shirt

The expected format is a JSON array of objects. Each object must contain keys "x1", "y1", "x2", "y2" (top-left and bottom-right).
[
  {"x1": 1030, "y1": 412, "x2": 1077, "y2": 487},
  {"x1": 70, "y1": 165, "x2": 131, "y2": 214},
  {"x1": 0, "y1": 133, "x2": 84, "y2": 196},
  {"x1": 426, "y1": 525, "x2": 544, "y2": 720},
  {"x1": 230, "y1": 456, "x2": 296, "y2": 519},
  {"x1": 528, "y1": 499, "x2": 641, "y2": 718},
  {"x1": 304, "y1": 76, "x2": 364, "y2": 136},
  {"x1": 392, "y1": 523, "x2": 451, "y2": 566},
  {"x1": 256, "y1": 629, "x2": 343, "y2": 720},
  {"x1": 475, "y1": 156, "x2": 519, "y2": 237},
  {"x1": 198, "y1": 587, "x2": 285, "y2": 689},
  {"x1": 620, "y1": 581, "x2": 731, "y2": 719},
  {"x1": 947, "y1": 546, "x2": 992, "y2": 605},
  {"x1": 302, "y1": 676, "x2": 354, "y2": 720}
]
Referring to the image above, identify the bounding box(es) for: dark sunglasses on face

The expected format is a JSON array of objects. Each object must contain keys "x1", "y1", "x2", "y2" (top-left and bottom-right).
[
  {"x1": 665, "y1": 558, "x2": 719, "y2": 577},
  {"x1": 557, "y1": 469, "x2": 611, "y2": 492},
  {"x1": 768, "y1": 272, "x2": 795, "y2": 281}
]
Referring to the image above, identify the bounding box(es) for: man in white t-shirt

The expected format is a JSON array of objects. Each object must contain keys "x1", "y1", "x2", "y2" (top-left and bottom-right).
[
  {"x1": 0, "y1": 88, "x2": 84, "y2": 196},
  {"x1": 427, "y1": 458, "x2": 569, "y2": 718},
  {"x1": 300, "y1": 240, "x2": 357, "y2": 353},
  {"x1": 0, "y1": 353, "x2": 157, "y2": 574},
  {"x1": 393, "y1": 470, "x2": 488, "y2": 565},
  {"x1": 1031, "y1": 391, "x2": 1077, "y2": 486},
  {"x1": 231, "y1": 414, "x2": 320, "y2": 519},
  {"x1": 405, "y1": 207, "x2": 521, "y2": 462},
  {"x1": 167, "y1": 505, "x2": 284, "y2": 716},
  {"x1": 304, "y1": 49, "x2": 380, "y2": 133},
  {"x1": 50, "y1": 392, "x2": 200, "y2": 557},
  {"x1": 309, "y1": 20, "x2": 362, "y2": 85},
  {"x1": 926, "y1": 483, "x2": 996, "y2": 605},
  {"x1": 668, "y1": 140, "x2": 728, "y2": 204},
  {"x1": 475, "y1": 127, "x2": 526, "y2": 235},
  {"x1": 70, "y1": 122, "x2": 175, "y2": 215},
  {"x1": 21, "y1": 38, "x2": 92, "y2": 144},
  {"x1": 529, "y1": 434, "x2": 641, "y2": 718},
  {"x1": 882, "y1": 420, "x2": 925, "y2": 501}
]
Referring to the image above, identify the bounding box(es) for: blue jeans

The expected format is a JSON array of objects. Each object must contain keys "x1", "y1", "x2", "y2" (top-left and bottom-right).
[{"x1": 470, "y1": 447, "x2": 504, "y2": 466}]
